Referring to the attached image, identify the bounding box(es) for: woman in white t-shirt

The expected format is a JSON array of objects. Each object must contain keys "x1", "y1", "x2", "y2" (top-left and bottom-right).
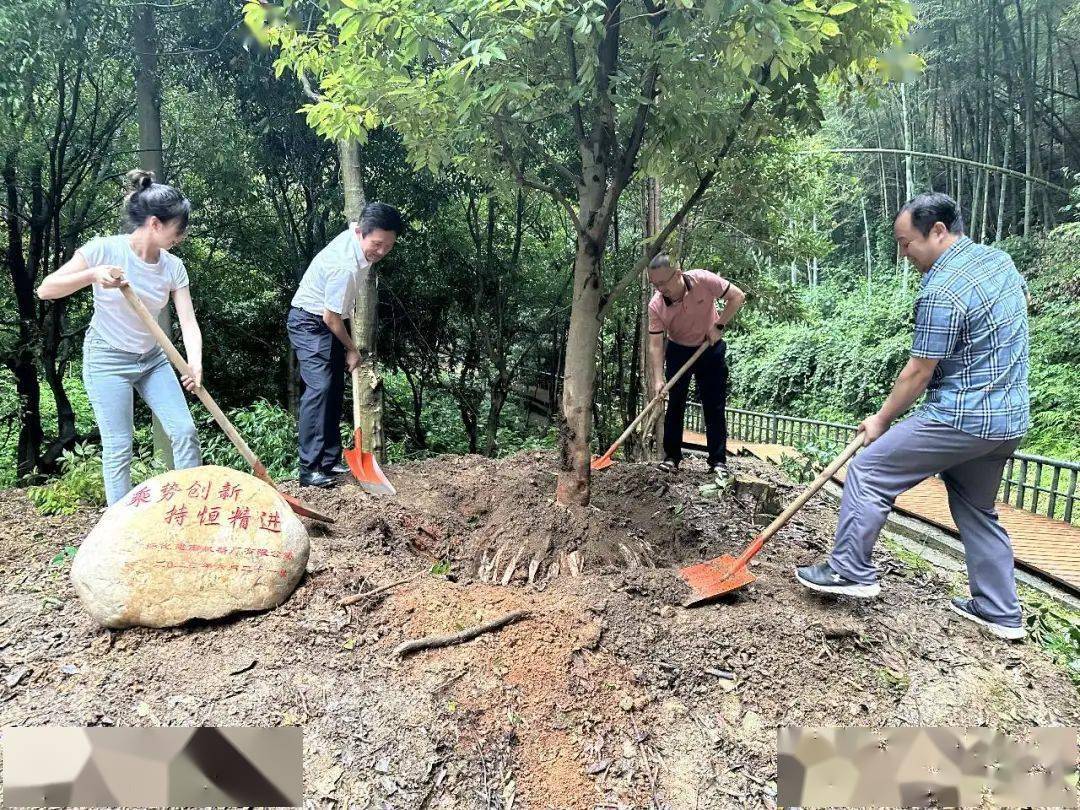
[{"x1": 37, "y1": 170, "x2": 203, "y2": 505}]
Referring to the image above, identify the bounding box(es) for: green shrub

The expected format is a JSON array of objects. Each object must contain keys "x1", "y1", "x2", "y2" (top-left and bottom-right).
[
  {"x1": 27, "y1": 442, "x2": 162, "y2": 515},
  {"x1": 728, "y1": 277, "x2": 914, "y2": 421},
  {"x1": 198, "y1": 398, "x2": 298, "y2": 480}
]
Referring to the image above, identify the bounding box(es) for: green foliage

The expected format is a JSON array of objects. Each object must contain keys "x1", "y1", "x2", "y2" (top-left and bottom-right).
[
  {"x1": 252, "y1": 0, "x2": 915, "y2": 187},
  {"x1": 199, "y1": 399, "x2": 298, "y2": 481},
  {"x1": 698, "y1": 470, "x2": 733, "y2": 500},
  {"x1": 728, "y1": 277, "x2": 914, "y2": 422},
  {"x1": 1017, "y1": 226, "x2": 1080, "y2": 460},
  {"x1": 27, "y1": 442, "x2": 162, "y2": 516},
  {"x1": 1023, "y1": 595, "x2": 1080, "y2": 687},
  {"x1": 778, "y1": 452, "x2": 812, "y2": 483},
  {"x1": 49, "y1": 545, "x2": 78, "y2": 568},
  {"x1": 383, "y1": 371, "x2": 557, "y2": 460},
  {"x1": 27, "y1": 443, "x2": 108, "y2": 515},
  {"x1": 778, "y1": 434, "x2": 844, "y2": 482}
]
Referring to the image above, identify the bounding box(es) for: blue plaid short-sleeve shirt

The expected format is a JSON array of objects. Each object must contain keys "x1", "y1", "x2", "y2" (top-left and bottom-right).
[{"x1": 911, "y1": 236, "x2": 1029, "y2": 440}]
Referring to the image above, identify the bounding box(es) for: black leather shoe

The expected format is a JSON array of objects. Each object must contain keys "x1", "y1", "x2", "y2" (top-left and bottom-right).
[
  {"x1": 325, "y1": 462, "x2": 351, "y2": 476},
  {"x1": 299, "y1": 469, "x2": 336, "y2": 488}
]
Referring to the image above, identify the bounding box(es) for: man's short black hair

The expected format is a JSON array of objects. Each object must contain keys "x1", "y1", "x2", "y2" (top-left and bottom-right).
[
  {"x1": 359, "y1": 202, "x2": 405, "y2": 236},
  {"x1": 649, "y1": 253, "x2": 673, "y2": 271},
  {"x1": 895, "y1": 192, "x2": 965, "y2": 237}
]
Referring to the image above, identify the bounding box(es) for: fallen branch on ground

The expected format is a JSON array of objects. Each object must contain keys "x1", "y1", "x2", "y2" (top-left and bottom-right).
[
  {"x1": 393, "y1": 610, "x2": 532, "y2": 657},
  {"x1": 339, "y1": 572, "x2": 424, "y2": 607}
]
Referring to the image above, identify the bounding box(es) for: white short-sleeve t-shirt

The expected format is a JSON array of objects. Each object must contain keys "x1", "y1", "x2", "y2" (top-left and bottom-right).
[
  {"x1": 290, "y1": 225, "x2": 370, "y2": 317},
  {"x1": 77, "y1": 235, "x2": 189, "y2": 353}
]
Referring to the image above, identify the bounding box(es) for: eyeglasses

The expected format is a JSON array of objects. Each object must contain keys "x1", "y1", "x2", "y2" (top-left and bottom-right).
[{"x1": 650, "y1": 268, "x2": 680, "y2": 289}]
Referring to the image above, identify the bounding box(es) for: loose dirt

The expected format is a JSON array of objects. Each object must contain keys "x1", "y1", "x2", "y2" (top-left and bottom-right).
[{"x1": 1, "y1": 451, "x2": 1076, "y2": 808}]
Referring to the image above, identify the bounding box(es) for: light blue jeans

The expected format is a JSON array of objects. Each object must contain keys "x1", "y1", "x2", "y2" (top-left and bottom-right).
[{"x1": 83, "y1": 329, "x2": 201, "y2": 505}]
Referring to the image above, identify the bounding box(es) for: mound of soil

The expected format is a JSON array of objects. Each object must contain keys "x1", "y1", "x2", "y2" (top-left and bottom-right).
[{"x1": 1, "y1": 451, "x2": 1076, "y2": 808}]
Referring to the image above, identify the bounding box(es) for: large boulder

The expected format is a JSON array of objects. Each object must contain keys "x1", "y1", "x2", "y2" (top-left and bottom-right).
[{"x1": 71, "y1": 465, "x2": 310, "y2": 628}]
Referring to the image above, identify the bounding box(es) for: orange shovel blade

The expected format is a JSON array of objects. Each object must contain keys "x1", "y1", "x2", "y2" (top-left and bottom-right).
[
  {"x1": 345, "y1": 428, "x2": 397, "y2": 496},
  {"x1": 280, "y1": 492, "x2": 335, "y2": 523},
  {"x1": 678, "y1": 554, "x2": 756, "y2": 606},
  {"x1": 590, "y1": 452, "x2": 616, "y2": 471}
]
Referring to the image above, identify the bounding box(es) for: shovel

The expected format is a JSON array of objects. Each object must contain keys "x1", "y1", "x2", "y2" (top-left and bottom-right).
[
  {"x1": 679, "y1": 430, "x2": 865, "y2": 606},
  {"x1": 344, "y1": 366, "x2": 396, "y2": 496},
  {"x1": 592, "y1": 341, "x2": 710, "y2": 471},
  {"x1": 121, "y1": 285, "x2": 334, "y2": 524}
]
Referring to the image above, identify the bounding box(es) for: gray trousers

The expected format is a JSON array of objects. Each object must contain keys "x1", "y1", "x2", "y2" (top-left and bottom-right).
[{"x1": 829, "y1": 415, "x2": 1023, "y2": 627}]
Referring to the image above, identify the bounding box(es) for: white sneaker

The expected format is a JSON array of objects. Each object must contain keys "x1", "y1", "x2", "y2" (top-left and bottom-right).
[
  {"x1": 949, "y1": 597, "x2": 1025, "y2": 641},
  {"x1": 795, "y1": 562, "x2": 881, "y2": 598}
]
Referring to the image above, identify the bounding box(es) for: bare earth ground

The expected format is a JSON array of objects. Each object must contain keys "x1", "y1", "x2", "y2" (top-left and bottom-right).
[{"x1": 1, "y1": 450, "x2": 1077, "y2": 809}]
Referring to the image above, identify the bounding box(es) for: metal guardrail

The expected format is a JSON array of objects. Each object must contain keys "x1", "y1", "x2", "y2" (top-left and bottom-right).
[
  {"x1": 688, "y1": 405, "x2": 1080, "y2": 526},
  {"x1": 516, "y1": 368, "x2": 1080, "y2": 525}
]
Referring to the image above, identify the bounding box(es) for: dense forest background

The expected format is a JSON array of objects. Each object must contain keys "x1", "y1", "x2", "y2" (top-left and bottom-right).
[{"x1": 2, "y1": 0, "x2": 1078, "y2": 504}]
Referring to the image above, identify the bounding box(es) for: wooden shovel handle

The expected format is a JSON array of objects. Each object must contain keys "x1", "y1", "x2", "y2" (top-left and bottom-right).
[
  {"x1": 760, "y1": 431, "x2": 865, "y2": 543},
  {"x1": 598, "y1": 341, "x2": 710, "y2": 461},
  {"x1": 724, "y1": 431, "x2": 865, "y2": 573},
  {"x1": 120, "y1": 286, "x2": 271, "y2": 482}
]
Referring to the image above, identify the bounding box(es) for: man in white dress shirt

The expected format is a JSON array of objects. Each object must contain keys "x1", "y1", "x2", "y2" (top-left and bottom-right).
[{"x1": 287, "y1": 202, "x2": 403, "y2": 488}]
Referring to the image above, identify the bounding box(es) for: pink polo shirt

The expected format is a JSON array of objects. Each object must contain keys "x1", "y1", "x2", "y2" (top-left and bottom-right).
[{"x1": 647, "y1": 269, "x2": 731, "y2": 346}]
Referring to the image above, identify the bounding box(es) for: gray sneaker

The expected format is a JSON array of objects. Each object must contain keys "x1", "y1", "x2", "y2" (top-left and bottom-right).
[
  {"x1": 949, "y1": 597, "x2": 1025, "y2": 641},
  {"x1": 795, "y1": 561, "x2": 881, "y2": 598}
]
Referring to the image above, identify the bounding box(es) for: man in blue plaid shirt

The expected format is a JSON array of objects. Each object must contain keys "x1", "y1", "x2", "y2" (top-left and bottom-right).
[{"x1": 797, "y1": 192, "x2": 1030, "y2": 641}]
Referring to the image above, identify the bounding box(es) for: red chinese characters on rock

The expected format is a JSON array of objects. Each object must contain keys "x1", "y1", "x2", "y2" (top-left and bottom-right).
[
  {"x1": 218, "y1": 482, "x2": 242, "y2": 501},
  {"x1": 187, "y1": 480, "x2": 212, "y2": 501},
  {"x1": 164, "y1": 504, "x2": 188, "y2": 526},
  {"x1": 197, "y1": 505, "x2": 221, "y2": 526},
  {"x1": 228, "y1": 506, "x2": 251, "y2": 530},
  {"x1": 128, "y1": 486, "x2": 151, "y2": 507},
  {"x1": 158, "y1": 482, "x2": 181, "y2": 502},
  {"x1": 258, "y1": 510, "x2": 282, "y2": 533},
  {"x1": 133, "y1": 477, "x2": 297, "y2": 573}
]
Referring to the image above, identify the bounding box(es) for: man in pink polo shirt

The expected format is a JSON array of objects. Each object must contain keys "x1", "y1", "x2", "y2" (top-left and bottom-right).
[{"x1": 647, "y1": 254, "x2": 746, "y2": 473}]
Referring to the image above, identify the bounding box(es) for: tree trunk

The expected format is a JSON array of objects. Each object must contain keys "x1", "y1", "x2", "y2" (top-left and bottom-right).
[
  {"x1": 636, "y1": 177, "x2": 663, "y2": 462},
  {"x1": 133, "y1": 2, "x2": 173, "y2": 468},
  {"x1": 1014, "y1": 0, "x2": 1035, "y2": 236},
  {"x1": 3, "y1": 158, "x2": 44, "y2": 480},
  {"x1": 876, "y1": 130, "x2": 889, "y2": 220},
  {"x1": 861, "y1": 197, "x2": 873, "y2": 302},
  {"x1": 483, "y1": 383, "x2": 508, "y2": 457},
  {"x1": 338, "y1": 138, "x2": 366, "y2": 221},
  {"x1": 900, "y1": 83, "x2": 914, "y2": 200},
  {"x1": 997, "y1": 122, "x2": 1013, "y2": 240},
  {"x1": 338, "y1": 138, "x2": 385, "y2": 460},
  {"x1": 403, "y1": 370, "x2": 427, "y2": 449},
  {"x1": 134, "y1": 5, "x2": 165, "y2": 181},
  {"x1": 556, "y1": 239, "x2": 604, "y2": 505}
]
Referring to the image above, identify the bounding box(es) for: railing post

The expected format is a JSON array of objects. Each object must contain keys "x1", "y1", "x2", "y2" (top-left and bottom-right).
[
  {"x1": 1032, "y1": 462, "x2": 1043, "y2": 514},
  {"x1": 1048, "y1": 466, "x2": 1061, "y2": 520},
  {"x1": 769, "y1": 415, "x2": 778, "y2": 444},
  {"x1": 1065, "y1": 470, "x2": 1077, "y2": 525},
  {"x1": 1016, "y1": 459, "x2": 1028, "y2": 509}
]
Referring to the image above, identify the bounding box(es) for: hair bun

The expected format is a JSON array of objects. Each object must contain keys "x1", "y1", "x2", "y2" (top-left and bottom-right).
[{"x1": 125, "y1": 169, "x2": 155, "y2": 194}]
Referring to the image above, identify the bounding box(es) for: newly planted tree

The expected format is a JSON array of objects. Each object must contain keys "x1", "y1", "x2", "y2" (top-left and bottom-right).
[{"x1": 248, "y1": 0, "x2": 915, "y2": 509}]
